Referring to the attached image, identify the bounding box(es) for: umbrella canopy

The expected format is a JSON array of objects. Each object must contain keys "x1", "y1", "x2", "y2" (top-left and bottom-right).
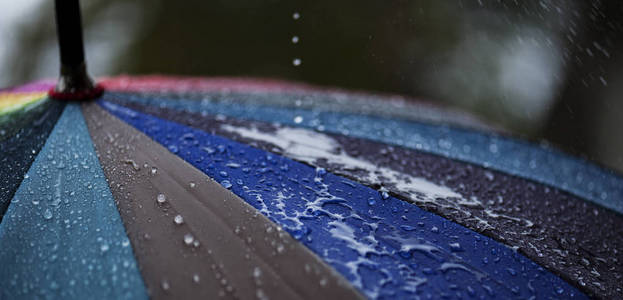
[{"x1": 1, "y1": 76, "x2": 622, "y2": 299}]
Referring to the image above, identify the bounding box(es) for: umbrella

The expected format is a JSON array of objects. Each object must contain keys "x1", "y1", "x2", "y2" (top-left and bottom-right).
[{"x1": 1, "y1": 1, "x2": 622, "y2": 299}]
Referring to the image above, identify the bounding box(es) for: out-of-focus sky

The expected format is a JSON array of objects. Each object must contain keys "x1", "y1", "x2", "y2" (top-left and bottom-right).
[{"x1": 1, "y1": 0, "x2": 622, "y2": 173}]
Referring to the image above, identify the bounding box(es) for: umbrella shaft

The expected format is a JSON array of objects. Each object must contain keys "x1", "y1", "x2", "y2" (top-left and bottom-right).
[{"x1": 54, "y1": 0, "x2": 85, "y2": 67}]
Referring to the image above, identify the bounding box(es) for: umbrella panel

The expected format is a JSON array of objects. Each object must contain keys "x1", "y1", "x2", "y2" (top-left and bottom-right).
[
  {"x1": 105, "y1": 96, "x2": 623, "y2": 299},
  {"x1": 0, "y1": 99, "x2": 65, "y2": 221},
  {"x1": 0, "y1": 104, "x2": 147, "y2": 299},
  {"x1": 82, "y1": 103, "x2": 363, "y2": 299},
  {"x1": 100, "y1": 99, "x2": 586, "y2": 299}
]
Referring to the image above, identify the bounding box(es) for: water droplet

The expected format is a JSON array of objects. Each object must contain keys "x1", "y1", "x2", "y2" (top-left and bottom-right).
[
  {"x1": 184, "y1": 233, "x2": 194, "y2": 245},
  {"x1": 379, "y1": 187, "x2": 390, "y2": 200},
  {"x1": 157, "y1": 193, "x2": 166, "y2": 203},
  {"x1": 221, "y1": 180, "x2": 233, "y2": 189},
  {"x1": 292, "y1": 58, "x2": 302, "y2": 66},
  {"x1": 174, "y1": 215, "x2": 184, "y2": 225},
  {"x1": 43, "y1": 209, "x2": 53, "y2": 220},
  {"x1": 319, "y1": 277, "x2": 327, "y2": 287},
  {"x1": 449, "y1": 242, "x2": 463, "y2": 252},
  {"x1": 161, "y1": 280, "x2": 170, "y2": 291}
]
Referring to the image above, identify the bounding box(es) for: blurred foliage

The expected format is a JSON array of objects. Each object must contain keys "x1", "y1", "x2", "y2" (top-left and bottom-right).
[{"x1": 2, "y1": 0, "x2": 623, "y2": 172}]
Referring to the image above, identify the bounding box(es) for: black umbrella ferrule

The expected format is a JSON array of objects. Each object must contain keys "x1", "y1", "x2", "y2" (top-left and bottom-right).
[{"x1": 50, "y1": 0, "x2": 103, "y2": 101}]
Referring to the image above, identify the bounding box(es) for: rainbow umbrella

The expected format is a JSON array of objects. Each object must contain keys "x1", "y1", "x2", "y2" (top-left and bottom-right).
[{"x1": 1, "y1": 1, "x2": 622, "y2": 299}]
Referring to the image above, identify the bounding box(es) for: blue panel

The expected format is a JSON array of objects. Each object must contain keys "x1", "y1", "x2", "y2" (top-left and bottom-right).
[
  {"x1": 102, "y1": 100, "x2": 585, "y2": 299},
  {"x1": 0, "y1": 104, "x2": 148, "y2": 300},
  {"x1": 104, "y1": 92, "x2": 623, "y2": 214}
]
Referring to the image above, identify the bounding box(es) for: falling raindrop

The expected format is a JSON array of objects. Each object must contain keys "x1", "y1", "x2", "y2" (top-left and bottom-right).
[{"x1": 174, "y1": 215, "x2": 184, "y2": 225}]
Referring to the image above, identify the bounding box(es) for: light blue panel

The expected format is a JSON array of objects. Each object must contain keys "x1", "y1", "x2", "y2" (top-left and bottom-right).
[
  {"x1": 0, "y1": 104, "x2": 148, "y2": 300},
  {"x1": 105, "y1": 92, "x2": 623, "y2": 214}
]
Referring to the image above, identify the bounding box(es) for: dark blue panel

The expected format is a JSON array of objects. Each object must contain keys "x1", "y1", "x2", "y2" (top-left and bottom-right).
[
  {"x1": 101, "y1": 100, "x2": 585, "y2": 299},
  {"x1": 0, "y1": 99, "x2": 64, "y2": 220},
  {"x1": 104, "y1": 92, "x2": 623, "y2": 214},
  {"x1": 0, "y1": 104, "x2": 148, "y2": 299}
]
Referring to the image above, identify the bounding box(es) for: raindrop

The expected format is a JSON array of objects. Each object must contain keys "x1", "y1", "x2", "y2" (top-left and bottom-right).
[
  {"x1": 316, "y1": 167, "x2": 327, "y2": 176},
  {"x1": 379, "y1": 187, "x2": 389, "y2": 200},
  {"x1": 157, "y1": 193, "x2": 166, "y2": 204},
  {"x1": 221, "y1": 180, "x2": 233, "y2": 189},
  {"x1": 291, "y1": 36, "x2": 299, "y2": 44},
  {"x1": 292, "y1": 58, "x2": 302, "y2": 66},
  {"x1": 449, "y1": 242, "x2": 463, "y2": 252},
  {"x1": 174, "y1": 215, "x2": 184, "y2": 225},
  {"x1": 184, "y1": 233, "x2": 194, "y2": 245},
  {"x1": 161, "y1": 280, "x2": 170, "y2": 291},
  {"x1": 43, "y1": 209, "x2": 53, "y2": 220},
  {"x1": 319, "y1": 277, "x2": 327, "y2": 287}
]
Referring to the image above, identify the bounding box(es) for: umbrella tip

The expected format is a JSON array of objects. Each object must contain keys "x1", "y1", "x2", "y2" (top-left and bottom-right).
[{"x1": 49, "y1": 0, "x2": 103, "y2": 101}]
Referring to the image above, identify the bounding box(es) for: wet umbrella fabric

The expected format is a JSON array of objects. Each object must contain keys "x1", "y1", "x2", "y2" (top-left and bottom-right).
[{"x1": 0, "y1": 76, "x2": 620, "y2": 299}]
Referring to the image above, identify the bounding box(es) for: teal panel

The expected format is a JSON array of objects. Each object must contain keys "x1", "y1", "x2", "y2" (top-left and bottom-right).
[{"x1": 0, "y1": 104, "x2": 148, "y2": 300}]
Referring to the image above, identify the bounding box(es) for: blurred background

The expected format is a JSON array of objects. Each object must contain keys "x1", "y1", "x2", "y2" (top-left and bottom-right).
[{"x1": 1, "y1": 0, "x2": 622, "y2": 173}]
